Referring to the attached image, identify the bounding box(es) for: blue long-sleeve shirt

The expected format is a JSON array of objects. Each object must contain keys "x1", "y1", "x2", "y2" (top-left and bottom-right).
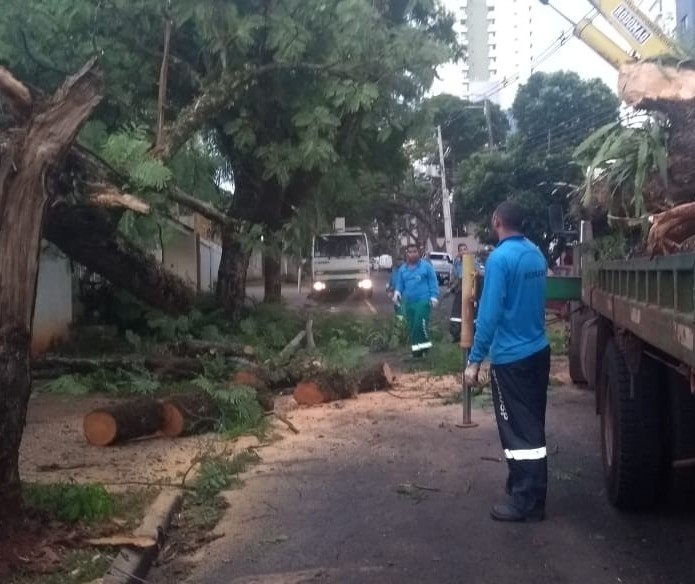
[
  {"x1": 454, "y1": 256, "x2": 482, "y2": 279},
  {"x1": 396, "y1": 260, "x2": 439, "y2": 303},
  {"x1": 469, "y1": 236, "x2": 548, "y2": 365}
]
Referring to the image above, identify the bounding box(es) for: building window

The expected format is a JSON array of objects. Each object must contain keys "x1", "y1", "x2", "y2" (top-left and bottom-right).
[{"x1": 682, "y1": 14, "x2": 690, "y2": 32}]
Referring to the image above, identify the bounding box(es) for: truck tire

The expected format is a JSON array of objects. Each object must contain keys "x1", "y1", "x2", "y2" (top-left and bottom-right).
[
  {"x1": 600, "y1": 339, "x2": 662, "y2": 509},
  {"x1": 569, "y1": 306, "x2": 589, "y2": 385}
]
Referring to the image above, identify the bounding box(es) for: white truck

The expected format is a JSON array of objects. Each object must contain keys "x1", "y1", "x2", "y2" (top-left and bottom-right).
[{"x1": 311, "y1": 220, "x2": 372, "y2": 298}]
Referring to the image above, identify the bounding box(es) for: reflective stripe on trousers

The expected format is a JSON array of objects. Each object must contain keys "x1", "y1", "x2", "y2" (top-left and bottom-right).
[{"x1": 504, "y1": 447, "x2": 547, "y2": 461}]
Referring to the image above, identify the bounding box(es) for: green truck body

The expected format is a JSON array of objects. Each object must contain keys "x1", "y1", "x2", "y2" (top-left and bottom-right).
[{"x1": 568, "y1": 249, "x2": 695, "y2": 511}]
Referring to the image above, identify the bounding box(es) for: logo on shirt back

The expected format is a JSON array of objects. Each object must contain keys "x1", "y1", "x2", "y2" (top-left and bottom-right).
[{"x1": 524, "y1": 270, "x2": 545, "y2": 280}]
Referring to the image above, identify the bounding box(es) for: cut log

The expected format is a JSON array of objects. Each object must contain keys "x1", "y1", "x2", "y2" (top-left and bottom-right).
[
  {"x1": 294, "y1": 381, "x2": 330, "y2": 406},
  {"x1": 83, "y1": 399, "x2": 164, "y2": 446},
  {"x1": 161, "y1": 393, "x2": 220, "y2": 438},
  {"x1": 619, "y1": 62, "x2": 695, "y2": 108},
  {"x1": 232, "y1": 370, "x2": 267, "y2": 390},
  {"x1": 293, "y1": 362, "x2": 395, "y2": 406}
]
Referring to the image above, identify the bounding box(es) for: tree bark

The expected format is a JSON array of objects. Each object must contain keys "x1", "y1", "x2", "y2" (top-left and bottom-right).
[
  {"x1": 263, "y1": 252, "x2": 282, "y2": 303},
  {"x1": 0, "y1": 60, "x2": 102, "y2": 523},
  {"x1": 216, "y1": 224, "x2": 252, "y2": 321},
  {"x1": 45, "y1": 202, "x2": 194, "y2": 315}
]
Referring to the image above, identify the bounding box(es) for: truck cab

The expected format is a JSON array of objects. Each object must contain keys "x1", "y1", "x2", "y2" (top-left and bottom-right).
[{"x1": 310, "y1": 230, "x2": 372, "y2": 298}]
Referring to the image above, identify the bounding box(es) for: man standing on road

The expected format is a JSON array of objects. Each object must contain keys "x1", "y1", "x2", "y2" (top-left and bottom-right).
[
  {"x1": 465, "y1": 201, "x2": 550, "y2": 522},
  {"x1": 394, "y1": 244, "x2": 439, "y2": 358}
]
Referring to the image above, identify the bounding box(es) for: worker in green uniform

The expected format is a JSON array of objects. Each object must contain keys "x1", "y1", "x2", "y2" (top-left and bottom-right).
[{"x1": 393, "y1": 244, "x2": 440, "y2": 357}]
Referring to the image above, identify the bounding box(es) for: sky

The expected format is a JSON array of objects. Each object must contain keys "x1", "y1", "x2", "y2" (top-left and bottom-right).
[{"x1": 432, "y1": 0, "x2": 677, "y2": 108}]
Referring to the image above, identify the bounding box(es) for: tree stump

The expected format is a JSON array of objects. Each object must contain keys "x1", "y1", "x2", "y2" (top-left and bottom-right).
[{"x1": 83, "y1": 399, "x2": 164, "y2": 446}]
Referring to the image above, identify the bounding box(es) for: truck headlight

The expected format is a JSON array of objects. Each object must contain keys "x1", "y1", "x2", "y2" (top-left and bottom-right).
[
  {"x1": 358, "y1": 279, "x2": 372, "y2": 290},
  {"x1": 313, "y1": 281, "x2": 326, "y2": 292}
]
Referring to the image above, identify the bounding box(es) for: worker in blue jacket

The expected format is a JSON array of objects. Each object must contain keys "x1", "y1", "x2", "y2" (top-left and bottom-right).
[
  {"x1": 394, "y1": 244, "x2": 439, "y2": 357},
  {"x1": 465, "y1": 201, "x2": 550, "y2": 523}
]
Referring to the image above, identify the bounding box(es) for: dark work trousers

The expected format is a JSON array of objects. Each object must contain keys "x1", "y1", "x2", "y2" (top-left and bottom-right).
[{"x1": 490, "y1": 346, "x2": 551, "y2": 514}]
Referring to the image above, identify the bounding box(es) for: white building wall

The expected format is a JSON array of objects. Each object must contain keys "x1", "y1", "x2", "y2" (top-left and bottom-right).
[
  {"x1": 198, "y1": 238, "x2": 222, "y2": 292},
  {"x1": 32, "y1": 245, "x2": 73, "y2": 356},
  {"x1": 163, "y1": 229, "x2": 198, "y2": 288}
]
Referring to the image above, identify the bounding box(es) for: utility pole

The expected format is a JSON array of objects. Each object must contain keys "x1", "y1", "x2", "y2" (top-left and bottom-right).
[
  {"x1": 437, "y1": 125, "x2": 454, "y2": 257},
  {"x1": 483, "y1": 99, "x2": 494, "y2": 150}
]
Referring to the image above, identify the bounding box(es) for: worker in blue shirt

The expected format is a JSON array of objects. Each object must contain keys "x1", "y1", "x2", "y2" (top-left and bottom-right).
[
  {"x1": 465, "y1": 201, "x2": 550, "y2": 523},
  {"x1": 393, "y1": 244, "x2": 439, "y2": 357}
]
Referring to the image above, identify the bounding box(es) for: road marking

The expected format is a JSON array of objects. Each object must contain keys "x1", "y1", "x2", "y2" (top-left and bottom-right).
[{"x1": 365, "y1": 300, "x2": 378, "y2": 314}]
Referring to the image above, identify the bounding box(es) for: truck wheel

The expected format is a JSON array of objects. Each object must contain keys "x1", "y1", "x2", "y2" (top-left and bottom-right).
[
  {"x1": 569, "y1": 306, "x2": 589, "y2": 385},
  {"x1": 600, "y1": 339, "x2": 662, "y2": 509}
]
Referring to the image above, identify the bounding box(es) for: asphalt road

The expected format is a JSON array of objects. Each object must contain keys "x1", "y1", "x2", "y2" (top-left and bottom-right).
[
  {"x1": 154, "y1": 372, "x2": 695, "y2": 584},
  {"x1": 247, "y1": 271, "x2": 456, "y2": 321}
]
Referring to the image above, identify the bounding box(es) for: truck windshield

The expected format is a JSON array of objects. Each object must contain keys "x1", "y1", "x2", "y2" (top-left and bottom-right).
[{"x1": 314, "y1": 235, "x2": 367, "y2": 258}]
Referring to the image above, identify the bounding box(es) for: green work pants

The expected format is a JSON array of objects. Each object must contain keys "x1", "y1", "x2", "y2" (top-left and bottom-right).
[{"x1": 404, "y1": 300, "x2": 432, "y2": 354}]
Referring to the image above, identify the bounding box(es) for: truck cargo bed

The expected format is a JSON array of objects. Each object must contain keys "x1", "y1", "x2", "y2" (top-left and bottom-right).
[{"x1": 583, "y1": 254, "x2": 695, "y2": 369}]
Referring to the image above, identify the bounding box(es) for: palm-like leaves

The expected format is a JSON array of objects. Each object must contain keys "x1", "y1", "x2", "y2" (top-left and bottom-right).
[{"x1": 574, "y1": 119, "x2": 669, "y2": 218}]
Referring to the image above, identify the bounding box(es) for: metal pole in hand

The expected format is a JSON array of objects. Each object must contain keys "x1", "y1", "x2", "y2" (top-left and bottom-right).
[{"x1": 457, "y1": 253, "x2": 478, "y2": 428}]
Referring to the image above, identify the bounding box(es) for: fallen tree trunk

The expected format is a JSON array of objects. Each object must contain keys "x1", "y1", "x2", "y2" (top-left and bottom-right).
[
  {"x1": 293, "y1": 362, "x2": 396, "y2": 406},
  {"x1": 161, "y1": 393, "x2": 219, "y2": 438},
  {"x1": 175, "y1": 339, "x2": 255, "y2": 359},
  {"x1": 83, "y1": 398, "x2": 164, "y2": 446},
  {"x1": 33, "y1": 355, "x2": 204, "y2": 379},
  {"x1": 45, "y1": 202, "x2": 194, "y2": 315}
]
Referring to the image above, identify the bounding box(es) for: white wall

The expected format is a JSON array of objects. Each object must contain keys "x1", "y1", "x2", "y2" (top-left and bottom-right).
[
  {"x1": 198, "y1": 238, "x2": 222, "y2": 292},
  {"x1": 32, "y1": 246, "x2": 73, "y2": 356},
  {"x1": 163, "y1": 230, "x2": 198, "y2": 288}
]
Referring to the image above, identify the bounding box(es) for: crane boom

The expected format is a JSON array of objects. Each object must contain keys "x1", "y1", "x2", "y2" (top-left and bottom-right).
[{"x1": 587, "y1": 1, "x2": 686, "y2": 59}]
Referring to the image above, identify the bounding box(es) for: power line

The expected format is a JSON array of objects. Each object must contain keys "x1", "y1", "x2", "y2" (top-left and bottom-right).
[{"x1": 476, "y1": 7, "x2": 598, "y2": 102}]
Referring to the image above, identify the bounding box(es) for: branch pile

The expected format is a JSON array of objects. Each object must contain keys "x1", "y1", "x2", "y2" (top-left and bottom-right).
[{"x1": 582, "y1": 61, "x2": 695, "y2": 255}]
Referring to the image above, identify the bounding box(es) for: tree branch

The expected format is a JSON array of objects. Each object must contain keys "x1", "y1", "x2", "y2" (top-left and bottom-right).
[
  {"x1": 155, "y1": 18, "x2": 173, "y2": 150},
  {"x1": 0, "y1": 67, "x2": 33, "y2": 115}
]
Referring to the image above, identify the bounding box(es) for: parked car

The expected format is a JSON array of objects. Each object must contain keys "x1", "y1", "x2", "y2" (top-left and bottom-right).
[{"x1": 424, "y1": 251, "x2": 453, "y2": 285}]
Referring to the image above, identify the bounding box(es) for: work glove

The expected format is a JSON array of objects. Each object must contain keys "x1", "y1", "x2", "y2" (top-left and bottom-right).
[
  {"x1": 393, "y1": 291, "x2": 401, "y2": 305},
  {"x1": 430, "y1": 297, "x2": 439, "y2": 308},
  {"x1": 464, "y1": 362, "x2": 480, "y2": 387}
]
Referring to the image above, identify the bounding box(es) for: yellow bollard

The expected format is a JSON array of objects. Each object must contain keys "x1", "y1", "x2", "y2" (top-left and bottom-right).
[{"x1": 457, "y1": 253, "x2": 478, "y2": 428}]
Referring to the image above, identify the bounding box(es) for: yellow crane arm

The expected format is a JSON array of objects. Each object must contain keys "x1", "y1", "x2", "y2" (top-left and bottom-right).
[{"x1": 587, "y1": 0, "x2": 686, "y2": 59}]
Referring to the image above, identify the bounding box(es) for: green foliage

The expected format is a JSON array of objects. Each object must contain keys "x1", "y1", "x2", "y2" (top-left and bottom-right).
[
  {"x1": 191, "y1": 450, "x2": 260, "y2": 502},
  {"x1": 512, "y1": 71, "x2": 620, "y2": 153},
  {"x1": 41, "y1": 369, "x2": 159, "y2": 397},
  {"x1": 191, "y1": 381, "x2": 265, "y2": 437},
  {"x1": 574, "y1": 120, "x2": 669, "y2": 218},
  {"x1": 586, "y1": 232, "x2": 630, "y2": 261},
  {"x1": 547, "y1": 325, "x2": 569, "y2": 356},
  {"x1": 10, "y1": 549, "x2": 113, "y2": 584},
  {"x1": 23, "y1": 482, "x2": 114, "y2": 523}
]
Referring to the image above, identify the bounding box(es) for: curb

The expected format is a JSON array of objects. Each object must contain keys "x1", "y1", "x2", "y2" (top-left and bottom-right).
[{"x1": 102, "y1": 489, "x2": 183, "y2": 584}]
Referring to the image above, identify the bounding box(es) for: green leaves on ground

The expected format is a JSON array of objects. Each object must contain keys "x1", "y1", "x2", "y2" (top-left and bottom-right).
[{"x1": 23, "y1": 483, "x2": 114, "y2": 523}]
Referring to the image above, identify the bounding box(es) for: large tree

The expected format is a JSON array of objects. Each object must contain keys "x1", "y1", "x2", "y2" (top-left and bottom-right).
[
  {"x1": 512, "y1": 71, "x2": 620, "y2": 154},
  {"x1": 0, "y1": 62, "x2": 103, "y2": 526},
  {"x1": 0, "y1": 0, "x2": 460, "y2": 314},
  {"x1": 455, "y1": 72, "x2": 619, "y2": 255}
]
